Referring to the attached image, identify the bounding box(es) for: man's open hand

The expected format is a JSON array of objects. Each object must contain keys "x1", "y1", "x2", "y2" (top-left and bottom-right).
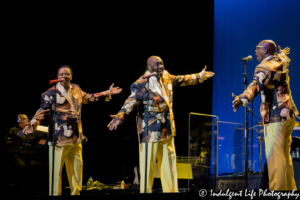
[
  {"x1": 107, "y1": 115, "x2": 121, "y2": 131},
  {"x1": 278, "y1": 46, "x2": 290, "y2": 56},
  {"x1": 232, "y1": 93, "x2": 242, "y2": 112},
  {"x1": 202, "y1": 65, "x2": 215, "y2": 78},
  {"x1": 109, "y1": 83, "x2": 122, "y2": 95}
]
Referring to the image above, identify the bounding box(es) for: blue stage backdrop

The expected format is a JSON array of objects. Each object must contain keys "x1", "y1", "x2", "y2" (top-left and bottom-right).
[{"x1": 212, "y1": 0, "x2": 300, "y2": 175}]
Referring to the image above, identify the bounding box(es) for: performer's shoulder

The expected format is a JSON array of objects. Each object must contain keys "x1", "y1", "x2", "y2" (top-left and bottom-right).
[
  {"x1": 42, "y1": 86, "x2": 56, "y2": 94},
  {"x1": 70, "y1": 83, "x2": 80, "y2": 89},
  {"x1": 254, "y1": 63, "x2": 270, "y2": 73},
  {"x1": 133, "y1": 76, "x2": 147, "y2": 85},
  {"x1": 163, "y1": 70, "x2": 171, "y2": 77}
]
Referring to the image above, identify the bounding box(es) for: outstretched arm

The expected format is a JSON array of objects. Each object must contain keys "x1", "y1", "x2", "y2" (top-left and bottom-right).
[
  {"x1": 169, "y1": 65, "x2": 215, "y2": 86},
  {"x1": 23, "y1": 108, "x2": 51, "y2": 134},
  {"x1": 232, "y1": 65, "x2": 270, "y2": 112},
  {"x1": 107, "y1": 115, "x2": 122, "y2": 131},
  {"x1": 107, "y1": 92, "x2": 140, "y2": 131},
  {"x1": 82, "y1": 83, "x2": 122, "y2": 104},
  {"x1": 107, "y1": 80, "x2": 144, "y2": 131},
  {"x1": 22, "y1": 90, "x2": 55, "y2": 134}
]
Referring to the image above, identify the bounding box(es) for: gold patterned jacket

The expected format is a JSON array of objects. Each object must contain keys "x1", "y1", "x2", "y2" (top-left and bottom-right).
[
  {"x1": 115, "y1": 70, "x2": 207, "y2": 143},
  {"x1": 29, "y1": 83, "x2": 110, "y2": 146},
  {"x1": 238, "y1": 53, "x2": 298, "y2": 124}
]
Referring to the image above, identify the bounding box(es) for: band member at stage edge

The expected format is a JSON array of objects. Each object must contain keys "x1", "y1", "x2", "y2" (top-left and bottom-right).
[
  {"x1": 232, "y1": 40, "x2": 299, "y2": 191},
  {"x1": 107, "y1": 56, "x2": 215, "y2": 193},
  {"x1": 3, "y1": 114, "x2": 47, "y2": 195},
  {"x1": 23, "y1": 65, "x2": 122, "y2": 195}
]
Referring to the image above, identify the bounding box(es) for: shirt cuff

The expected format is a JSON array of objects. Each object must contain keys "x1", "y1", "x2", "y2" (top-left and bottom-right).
[
  {"x1": 105, "y1": 90, "x2": 111, "y2": 102},
  {"x1": 240, "y1": 98, "x2": 249, "y2": 106}
]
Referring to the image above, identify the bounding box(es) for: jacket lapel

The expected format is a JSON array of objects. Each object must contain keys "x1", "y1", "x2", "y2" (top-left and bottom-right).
[
  {"x1": 162, "y1": 71, "x2": 173, "y2": 106},
  {"x1": 56, "y1": 83, "x2": 73, "y2": 107}
]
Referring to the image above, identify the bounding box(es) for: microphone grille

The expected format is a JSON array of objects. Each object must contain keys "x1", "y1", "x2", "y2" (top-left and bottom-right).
[
  {"x1": 249, "y1": 55, "x2": 252, "y2": 60},
  {"x1": 153, "y1": 72, "x2": 157, "y2": 76}
]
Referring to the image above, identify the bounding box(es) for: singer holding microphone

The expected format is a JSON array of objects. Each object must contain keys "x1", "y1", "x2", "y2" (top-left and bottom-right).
[
  {"x1": 232, "y1": 40, "x2": 299, "y2": 190},
  {"x1": 107, "y1": 56, "x2": 214, "y2": 193},
  {"x1": 22, "y1": 65, "x2": 122, "y2": 195}
]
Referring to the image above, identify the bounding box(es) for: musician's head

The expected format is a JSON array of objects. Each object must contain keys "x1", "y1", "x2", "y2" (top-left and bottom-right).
[
  {"x1": 255, "y1": 40, "x2": 277, "y2": 63},
  {"x1": 57, "y1": 65, "x2": 73, "y2": 89},
  {"x1": 147, "y1": 56, "x2": 164, "y2": 78},
  {"x1": 17, "y1": 114, "x2": 28, "y2": 129}
]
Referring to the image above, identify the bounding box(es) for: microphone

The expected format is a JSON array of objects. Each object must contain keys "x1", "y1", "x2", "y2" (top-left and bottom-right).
[
  {"x1": 49, "y1": 78, "x2": 64, "y2": 84},
  {"x1": 241, "y1": 55, "x2": 252, "y2": 62},
  {"x1": 143, "y1": 72, "x2": 157, "y2": 79}
]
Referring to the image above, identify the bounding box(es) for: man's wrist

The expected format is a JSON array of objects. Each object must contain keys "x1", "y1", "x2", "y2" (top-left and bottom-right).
[{"x1": 105, "y1": 90, "x2": 111, "y2": 102}]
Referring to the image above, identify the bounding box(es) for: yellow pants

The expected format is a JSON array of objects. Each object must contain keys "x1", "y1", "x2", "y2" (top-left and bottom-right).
[
  {"x1": 264, "y1": 117, "x2": 297, "y2": 191},
  {"x1": 139, "y1": 137, "x2": 178, "y2": 193},
  {"x1": 49, "y1": 143, "x2": 83, "y2": 195}
]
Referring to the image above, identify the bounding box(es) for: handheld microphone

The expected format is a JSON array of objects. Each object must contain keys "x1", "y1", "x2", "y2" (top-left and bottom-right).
[
  {"x1": 49, "y1": 78, "x2": 65, "y2": 84},
  {"x1": 241, "y1": 55, "x2": 252, "y2": 62},
  {"x1": 143, "y1": 72, "x2": 157, "y2": 79}
]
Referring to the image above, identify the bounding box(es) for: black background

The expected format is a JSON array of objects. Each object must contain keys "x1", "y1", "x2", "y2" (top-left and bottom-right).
[{"x1": 2, "y1": 2, "x2": 214, "y2": 191}]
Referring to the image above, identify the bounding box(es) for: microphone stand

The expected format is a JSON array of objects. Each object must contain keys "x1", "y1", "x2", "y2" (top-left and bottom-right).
[
  {"x1": 246, "y1": 106, "x2": 261, "y2": 122},
  {"x1": 243, "y1": 60, "x2": 249, "y2": 189},
  {"x1": 144, "y1": 76, "x2": 150, "y2": 193},
  {"x1": 251, "y1": 100, "x2": 253, "y2": 174},
  {"x1": 51, "y1": 82, "x2": 57, "y2": 195},
  {"x1": 247, "y1": 106, "x2": 262, "y2": 174}
]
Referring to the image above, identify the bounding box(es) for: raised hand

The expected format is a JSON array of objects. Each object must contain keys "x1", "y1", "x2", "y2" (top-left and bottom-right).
[
  {"x1": 232, "y1": 93, "x2": 242, "y2": 112},
  {"x1": 202, "y1": 65, "x2": 215, "y2": 78},
  {"x1": 278, "y1": 45, "x2": 290, "y2": 55},
  {"x1": 107, "y1": 115, "x2": 121, "y2": 131},
  {"x1": 109, "y1": 83, "x2": 122, "y2": 95}
]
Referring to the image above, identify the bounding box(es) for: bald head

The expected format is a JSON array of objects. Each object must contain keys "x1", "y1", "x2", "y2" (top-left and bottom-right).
[
  {"x1": 255, "y1": 40, "x2": 277, "y2": 63},
  {"x1": 147, "y1": 56, "x2": 164, "y2": 77},
  {"x1": 258, "y1": 40, "x2": 277, "y2": 55},
  {"x1": 147, "y1": 56, "x2": 161, "y2": 65}
]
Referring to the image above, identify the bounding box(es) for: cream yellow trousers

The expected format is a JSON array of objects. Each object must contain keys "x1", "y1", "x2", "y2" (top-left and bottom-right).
[
  {"x1": 139, "y1": 137, "x2": 178, "y2": 193},
  {"x1": 264, "y1": 117, "x2": 297, "y2": 191},
  {"x1": 49, "y1": 143, "x2": 83, "y2": 195}
]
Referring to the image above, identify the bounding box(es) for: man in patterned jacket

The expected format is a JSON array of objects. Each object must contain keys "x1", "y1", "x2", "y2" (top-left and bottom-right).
[
  {"x1": 108, "y1": 56, "x2": 215, "y2": 193},
  {"x1": 232, "y1": 40, "x2": 299, "y2": 191},
  {"x1": 23, "y1": 65, "x2": 122, "y2": 195}
]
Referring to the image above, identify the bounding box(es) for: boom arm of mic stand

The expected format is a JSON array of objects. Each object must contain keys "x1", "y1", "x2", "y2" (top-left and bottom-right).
[
  {"x1": 246, "y1": 106, "x2": 261, "y2": 121},
  {"x1": 246, "y1": 106, "x2": 262, "y2": 175}
]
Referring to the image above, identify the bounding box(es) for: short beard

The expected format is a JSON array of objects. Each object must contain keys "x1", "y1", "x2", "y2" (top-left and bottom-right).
[{"x1": 156, "y1": 69, "x2": 163, "y2": 78}]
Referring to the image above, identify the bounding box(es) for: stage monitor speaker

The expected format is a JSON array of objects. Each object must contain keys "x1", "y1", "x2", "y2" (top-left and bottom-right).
[
  {"x1": 154, "y1": 163, "x2": 193, "y2": 179},
  {"x1": 153, "y1": 163, "x2": 193, "y2": 189}
]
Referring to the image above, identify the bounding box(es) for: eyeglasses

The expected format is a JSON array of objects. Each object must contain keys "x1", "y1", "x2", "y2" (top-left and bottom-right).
[{"x1": 256, "y1": 46, "x2": 265, "y2": 50}]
